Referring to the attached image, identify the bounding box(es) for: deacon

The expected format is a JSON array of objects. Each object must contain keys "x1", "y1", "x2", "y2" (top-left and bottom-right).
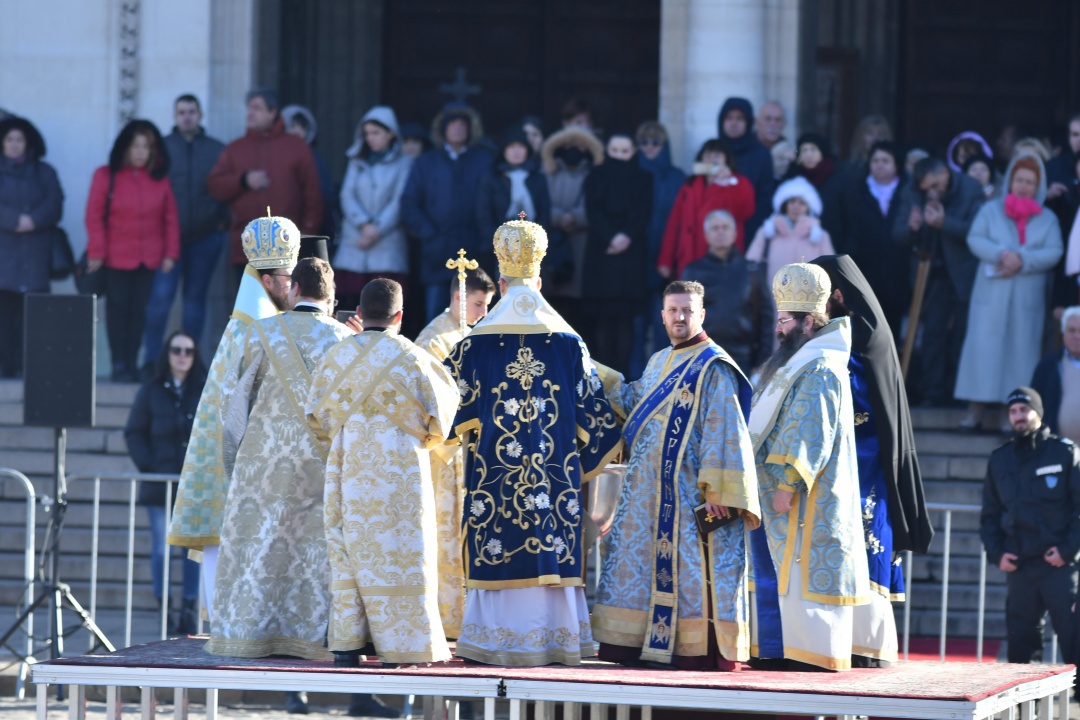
[
  {"x1": 444, "y1": 216, "x2": 623, "y2": 666},
  {"x1": 812, "y1": 255, "x2": 933, "y2": 667},
  {"x1": 206, "y1": 252, "x2": 352, "y2": 661},
  {"x1": 592, "y1": 280, "x2": 761, "y2": 670},
  {"x1": 414, "y1": 266, "x2": 496, "y2": 638},
  {"x1": 167, "y1": 214, "x2": 299, "y2": 616},
  {"x1": 307, "y1": 278, "x2": 459, "y2": 666},
  {"x1": 748, "y1": 262, "x2": 869, "y2": 671}
]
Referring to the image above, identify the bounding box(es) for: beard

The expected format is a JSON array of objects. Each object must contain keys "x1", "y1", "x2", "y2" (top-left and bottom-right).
[
  {"x1": 268, "y1": 287, "x2": 291, "y2": 312},
  {"x1": 826, "y1": 296, "x2": 850, "y2": 320},
  {"x1": 758, "y1": 327, "x2": 812, "y2": 388}
]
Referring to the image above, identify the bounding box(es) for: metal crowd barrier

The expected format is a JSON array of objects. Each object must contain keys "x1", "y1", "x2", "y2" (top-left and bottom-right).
[
  {"x1": 1, "y1": 467, "x2": 36, "y2": 699},
  {"x1": 902, "y1": 502, "x2": 1062, "y2": 666},
  {"x1": 63, "y1": 472, "x2": 190, "y2": 650}
]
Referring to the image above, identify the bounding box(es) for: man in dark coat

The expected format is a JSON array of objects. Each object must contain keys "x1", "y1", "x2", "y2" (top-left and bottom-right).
[
  {"x1": 143, "y1": 94, "x2": 227, "y2": 371},
  {"x1": 891, "y1": 156, "x2": 984, "y2": 406},
  {"x1": 980, "y1": 387, "x2": 1080, "y2": 665},
  {"x1": 717, "y1": 97, "x2": 774, "y2": 240},
  {"x1": 401, "y1": 104, "x2": 494, "y2": 322}
]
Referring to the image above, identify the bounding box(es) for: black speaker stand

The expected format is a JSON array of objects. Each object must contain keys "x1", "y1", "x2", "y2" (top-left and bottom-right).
[{"x1": 0, "y1": 428, "x2": 116, "y2": 700}]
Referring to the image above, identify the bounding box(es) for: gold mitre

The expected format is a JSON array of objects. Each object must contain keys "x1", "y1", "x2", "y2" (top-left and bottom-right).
[
  {"x1": 241, "y1": 213, "x2": 301, "y2": 270},
  {"x1": 773, "y1": 262, "x2": 830, "y2": 314},
  {"x1": 494, "y1": 215, "x2": 548, "y2": 278}
]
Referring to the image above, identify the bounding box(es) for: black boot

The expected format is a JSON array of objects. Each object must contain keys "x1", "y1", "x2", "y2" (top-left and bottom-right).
[
  {"x1": 334, "y1": 650, "x2": 361, "y2": 668},
  {"x1": 285, "y1": 691, "x2": 309, "y2": 714},
  {"x1": 176, "y1": 598, "x2": 199, "y2": 636},
  {"x1": 347, "y1": 694, "x2": 400, "y2": 718}
]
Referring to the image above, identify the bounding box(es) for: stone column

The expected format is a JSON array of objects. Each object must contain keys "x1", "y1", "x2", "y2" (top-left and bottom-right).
[
  {"x1": 659, "y1": 0, "x2": 801, "y2": 168},
  {"x1": 207, "y1": 0, "x2": 256, "y2": 143}
]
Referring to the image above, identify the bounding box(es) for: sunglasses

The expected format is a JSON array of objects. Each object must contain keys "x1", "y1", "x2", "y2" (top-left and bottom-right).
[{"x1": 169, "y1": 346, "x2": 195, "y2": 357}]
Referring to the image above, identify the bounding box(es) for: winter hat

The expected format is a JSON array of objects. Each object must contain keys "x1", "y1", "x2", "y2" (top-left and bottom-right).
[
  {"x1": 500, "y1": 125, "x2": 531, "y2": 155},
  {"x1": 771, "y1": 176, "x2": 823, "y2": 216},
  {"x1": 399, "y1": 122, "x2": 427, "y2": 141},
  {"x1": 796, "y1": 132, "x2": 832, "y2": 158},
  {"x1": 1006, "y1": 387, "x2": 1043, "y2": 418}
]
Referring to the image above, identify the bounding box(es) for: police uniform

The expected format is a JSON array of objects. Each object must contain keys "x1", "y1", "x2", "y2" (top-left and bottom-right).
[{"x1": 980, "y1": 422, "x2": 1080, "y2": 663}]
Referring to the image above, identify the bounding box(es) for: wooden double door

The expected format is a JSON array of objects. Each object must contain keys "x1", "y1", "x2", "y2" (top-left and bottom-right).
[{"x1": 268, "y1": 0, "x2": 660, "y2": 181}]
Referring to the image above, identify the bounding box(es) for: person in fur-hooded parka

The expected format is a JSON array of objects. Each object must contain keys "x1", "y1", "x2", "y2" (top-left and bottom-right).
[
  {"x1": 400, "y1": 103, "x2": 494, "y2": 320},
  {"x1": 538, "y1": 126, "x2": 604, "y2": 326}
]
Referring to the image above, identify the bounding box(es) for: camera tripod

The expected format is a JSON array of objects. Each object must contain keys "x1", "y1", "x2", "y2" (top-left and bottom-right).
[{"x1": 0, "y1": 429, "x2": 115, "y2": 698}]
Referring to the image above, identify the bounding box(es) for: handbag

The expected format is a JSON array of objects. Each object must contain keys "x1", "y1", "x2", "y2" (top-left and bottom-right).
[
  {"x1": 48, "y1": 226, "x2": 76, "y2": 280},
  {"x1": 74, "y1": 252, "x2": 107, "y2": 297}
]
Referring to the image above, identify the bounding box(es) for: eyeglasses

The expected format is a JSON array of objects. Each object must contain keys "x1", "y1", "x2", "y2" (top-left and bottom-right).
[
  {"x1": 776, "y1": 317, "x2": 796, "y2": 329},
  {"x1": 268, "y1": 272, "x2": 291, "y2": 279},
  {"x1": 639, "y1": 138, "x2": 664, "y2": 147},
  {"x1": 169, "y1": 346, "x2": 195, "y2": 357}
]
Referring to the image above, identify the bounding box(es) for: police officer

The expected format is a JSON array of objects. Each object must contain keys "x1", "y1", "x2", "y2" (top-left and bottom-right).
[{"x1": 980, "y1": 387, "x2": 1080, "y2": 663}]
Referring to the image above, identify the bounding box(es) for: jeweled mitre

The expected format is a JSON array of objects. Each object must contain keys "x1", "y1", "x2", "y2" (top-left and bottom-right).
[
  {"x1": 241, "y1": 215, "x2": 301, "y2": 270},
  {"x1": 772, "y1": 262, "x2": 830, "y2": 314},
  {"x1": 494, "y1": 218, "x2": 548, "y2": 279}
]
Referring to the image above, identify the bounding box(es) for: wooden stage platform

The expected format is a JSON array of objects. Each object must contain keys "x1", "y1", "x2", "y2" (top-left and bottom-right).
[{"x1": 30, "y1": 637, "x2": 1075, "y2": 720}]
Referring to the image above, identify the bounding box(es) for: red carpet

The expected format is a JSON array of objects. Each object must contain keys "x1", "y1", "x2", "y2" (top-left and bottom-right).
[
  {"x1": 904, "y1": 636, "x2": 1002, "y2": 663},
  {"x1": 49, "y1": 636, "x2": 1064, "y2": 703}
]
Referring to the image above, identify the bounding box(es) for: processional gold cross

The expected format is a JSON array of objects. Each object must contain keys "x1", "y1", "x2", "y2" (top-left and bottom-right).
[{"x1": 446, "y1": 249, "x2": 479, "y2": 336}]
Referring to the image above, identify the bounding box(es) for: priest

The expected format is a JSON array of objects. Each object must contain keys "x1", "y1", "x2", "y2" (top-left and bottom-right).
[
  {"x1": 307, "y1": 278, "x2": 460, "y2": 666},
  {"x1": 444, "y1": 216, "x2": 623, "y2": 666},
  {"x1": 206, "y1": 254, "x2": 353, "y2": 661},
  {"x1": 167, "y1": 214, "x2": 299, "y2": 615},
  {"x1": 591, "y1": 279, "x2": 760, "y2": 670},
  {"x1": 414, "y1": 267, "x2": 496, "y2": 639},
  {"x1": 749, "y1": 262, "x2": 869, "y2": 671}
]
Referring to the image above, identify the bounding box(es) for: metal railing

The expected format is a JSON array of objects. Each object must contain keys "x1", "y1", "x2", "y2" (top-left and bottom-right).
[
  {"x1": 4, "y1": 473, "x2": 1064, "y2": 675},
  {"x1": 1, "y1": 468, "x2": 36, "y2": 699},
  {"x1": 64, "y1": 472, "x2": 193, "y2": 651},
  {"x1": 902, "y1": 501, "x2": 1061, "y2": 666}
]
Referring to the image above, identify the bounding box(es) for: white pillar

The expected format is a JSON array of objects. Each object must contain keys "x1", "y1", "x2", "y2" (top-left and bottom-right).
[
  {"x1": 660, "y1": 0, "x2": 801, "y2": 169},
  {"x1": 207, "y1": 0, "x2": 256, "y2": 143}
]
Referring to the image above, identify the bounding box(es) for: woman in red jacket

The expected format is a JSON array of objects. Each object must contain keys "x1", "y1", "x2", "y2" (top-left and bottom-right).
[
  {"x1": 657, "y1": 138, "x2": 755, "y2": 279},
  {"x1": 85, "y1": 120, "x2": 179, "y2": 382}
]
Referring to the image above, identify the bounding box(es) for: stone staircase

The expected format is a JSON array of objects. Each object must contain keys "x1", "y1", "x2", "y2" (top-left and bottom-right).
[
  {"x1": 905, "y1": 407, "x2": 1008, "y2": 643},
  {"x1": 0, "y1": 379, "x2": 1008, "y2": 654},
  {"x1": 0, "y1": 379, "x2": 150, "y2": 621}
]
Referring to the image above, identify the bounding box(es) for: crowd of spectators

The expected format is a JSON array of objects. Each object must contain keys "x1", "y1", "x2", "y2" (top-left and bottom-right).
[{"x1": 2, "y1": 94, "x2": 1079, "y2": 439}]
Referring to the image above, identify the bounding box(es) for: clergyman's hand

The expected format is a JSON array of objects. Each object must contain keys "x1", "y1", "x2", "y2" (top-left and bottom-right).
[
  {"x1": 344, "y1": 313, "x2": 364, "y2": 334},
  {"x1": 999, "y1": 552, "x2": 1019, "y2": 572},
  {"x1": 704, "y1": 502, "x2": 728, "y2": 520},
  {"x1": 772, "y1": 488, "x2": 794, "y2": 513}
]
